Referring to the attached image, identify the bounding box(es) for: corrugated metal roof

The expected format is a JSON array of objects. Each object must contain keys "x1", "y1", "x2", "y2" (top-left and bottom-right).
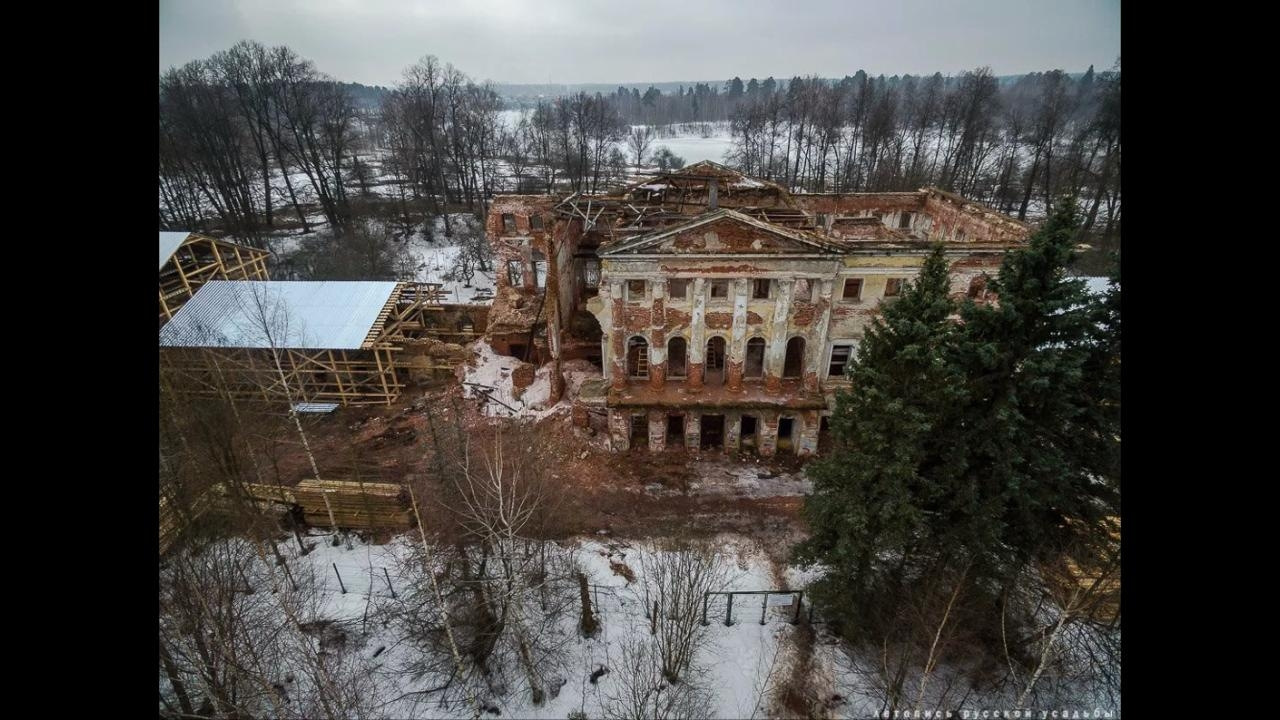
[
  {"x1": 160, "y1": 231, "x2": 191, "y2": 270},
  {"x1": 158, "y1": 280, "x2": 400, "y2": 350},
  {"x1": 293, "y1": 402, "x2": 340, "y2": 414}
]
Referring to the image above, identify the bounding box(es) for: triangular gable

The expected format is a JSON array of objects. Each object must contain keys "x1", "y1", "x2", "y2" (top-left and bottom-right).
[{"x1": 600, "y1": 209, "x2": 843, "y2": 256}]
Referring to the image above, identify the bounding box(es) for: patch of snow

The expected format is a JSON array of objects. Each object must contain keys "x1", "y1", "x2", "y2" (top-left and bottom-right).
[
  {"x1": 678, "y1": 461, "x2": 813, "y2": 499},
  {"x1": 1081, "y1": 276, "x2": 1111, "y2": 296},
  {"x1": 462, "y1": 340, "x2": 562, "y2": 420},
  {"x1": 401, "y1": 216, "x2": 497, "y2": 304}
]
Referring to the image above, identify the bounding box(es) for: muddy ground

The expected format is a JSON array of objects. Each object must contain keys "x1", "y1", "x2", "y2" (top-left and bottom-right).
[{"x1": 266, "y1": 381, "x2": 814, "y2": 546}]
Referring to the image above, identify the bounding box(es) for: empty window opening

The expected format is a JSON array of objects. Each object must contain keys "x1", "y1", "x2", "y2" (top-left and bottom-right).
[
  {"x1": 668, "y1": 337, "x2": 688, "y2": 378},
  {"x1": 630, "y1": 415, "x2": 648, "y2": 449},
  {"x1": 778, "y1": 417, "x2": 795, "y2": 452},
  {"x1": 828, "y1": 344, "x2": 854, "y2": 378},
  {"x1": 627, "y1": 337, "x2": 649, "y2": 378},
  {"x1": 752, "y1": 279, "x2": 772, "y2": 299},
  {"x1": 532, "y1": 250, "x2": 547, "y2": 289},
  {"x1": 783, "y1": 337, "x2": 805, "y2": 379},
  {"x1": 745, "y1": 338, "x2": 766, "y2": 379},
  {"x1": 899, "y1": 211, "x2": 913, "y2": 229},
  {"x1": 529, "y1": 214, "x2": 543, "y2": 231},
  {"x1": 710, "y1": 279, "x2": 730, "y2": 300},
  {"x1": 740, "y1": 415, "x2": 759, "y2": 453},
  {"x1": 968, "y1": 275, "x2": 988, "y2": 300},
  {"x1": 842, "y1": 278, "x2": 863, "y2": 302},
  {"x1": 956, "y1": 229, "x2": 966, "y2": 242},
  {"x1": 668, "y1": 279, "x2": 690, "y2": 302},
  {"x1": 509, "y1": 343, "x2": 527, "y2": 361},
  {"x1": 667, "y1": 415, "x2": 685, "y2": 446},
  {"x1": 884, "y1": 277, "x2": 905, "y2": 297},
  {"x1": 700, "y1": 415, "x2": 725, "y2": 450},
  {"x1": 627, "y1": 279, "x2": 647, "y2": 302},
  {"x1": 705, "y1": 336, "x2": 726, "y2": 386},
  {"x1": 507, "y1": 260, "x2": 524, "y2": 287},
  {"x1": 582, "y1": 259, "x2": 600, "y2": 288},
  {"x1": 502, "y1": 213, "x2": 516, "y2": 233}
]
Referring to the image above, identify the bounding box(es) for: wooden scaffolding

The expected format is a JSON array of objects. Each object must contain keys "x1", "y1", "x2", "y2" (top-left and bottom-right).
[{"x1": 160, "y1": 282, "x2": 449, "y2": 407}]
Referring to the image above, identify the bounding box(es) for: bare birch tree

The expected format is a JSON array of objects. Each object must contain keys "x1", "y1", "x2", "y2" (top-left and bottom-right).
[{"x1": 634, "y1": 539, "x2": 730, "y2": 684}]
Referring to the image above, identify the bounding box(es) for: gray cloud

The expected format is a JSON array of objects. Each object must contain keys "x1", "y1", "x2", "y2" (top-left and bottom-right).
[{"x1": 159, "y1": 0, "x2": 1120, "y2": 86}]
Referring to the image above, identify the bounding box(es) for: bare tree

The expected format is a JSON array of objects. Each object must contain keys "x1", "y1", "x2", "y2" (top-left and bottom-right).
[
  {"x1": 634, "y1": 539, "x2": 730, "y2": 684},
  {"x1": 626, "y1": 125, "x2": 655, "y2": 168},
  {"x1": 390, "y1": 426, "x2": 578, "y2": 714},
  {"x1": 601, "y1": 635, "x2": 715, "y2": 720}
]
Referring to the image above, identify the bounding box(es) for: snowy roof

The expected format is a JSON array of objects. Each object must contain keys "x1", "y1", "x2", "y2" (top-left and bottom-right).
[
  {"x1": 158, "y1": 280, "x2": 400, "y2": 350},
  {"x1": 159, "y1": 231, "x2": 191, "y2": 270}
]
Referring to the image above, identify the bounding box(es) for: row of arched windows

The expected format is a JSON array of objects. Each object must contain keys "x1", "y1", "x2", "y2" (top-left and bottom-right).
[{"x1": 626, "y1": 336, "x2": 806, "y2": 380}]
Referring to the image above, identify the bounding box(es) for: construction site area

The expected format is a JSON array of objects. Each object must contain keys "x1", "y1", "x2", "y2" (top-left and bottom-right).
[
  {"x1": 158, "y1": 161, "x2": 1037, "y2": 548},
  {"x1": 158, "y1": 165, "x2": 1118, "y2": 720}
]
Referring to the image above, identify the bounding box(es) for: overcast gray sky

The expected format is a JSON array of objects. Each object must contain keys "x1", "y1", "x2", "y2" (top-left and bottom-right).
[{"x1": 159, "y1": 0, "x2": 1120, "y2": 86}]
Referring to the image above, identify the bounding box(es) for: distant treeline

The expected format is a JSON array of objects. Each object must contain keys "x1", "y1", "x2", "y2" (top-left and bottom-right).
[
  {"x1": 340, "y1": 81, "x2": 392, "y2": 110},
  {"x1": 160, "y1": 40, "x2": 1119, "y2": 249},
  {"x1": 712, "y1": 66, "x2": 1121, "y2": 239}
]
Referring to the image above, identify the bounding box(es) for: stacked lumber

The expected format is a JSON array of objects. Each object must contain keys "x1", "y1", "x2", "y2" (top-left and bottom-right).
[
  {"x1": 210, "y1": 482, "x2": 297, "y2": 506},
  {"x1": 207, "y1": 486, "x2": 293, "y2": 519},
  {"x1": 293, "y1": 479, "x2": 412, "y2": 530}
]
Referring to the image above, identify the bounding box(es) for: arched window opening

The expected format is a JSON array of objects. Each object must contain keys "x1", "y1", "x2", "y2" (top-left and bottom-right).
[
  {"x1": 705, "y1": 336, "x2": 726, "y2": 386},
  {"x1": 627, "y1": 337, "x2": 649, "y2": 378},
  {"x1": 668, "y1": 337, "x2": 687, "y2": 378},
  {"x1": 783, "y1": 337, "x2": 805, "y2": 378},
  {"x1": 745, "y1": 338, "x2": 766, "y2": 379}
]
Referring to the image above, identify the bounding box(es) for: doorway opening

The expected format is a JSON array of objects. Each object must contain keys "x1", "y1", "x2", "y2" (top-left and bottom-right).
[
  {"x1": 700, "y1": 414, "x2": 725, "y2": 450},
  {"x1": 740, "y1": 415, "x2": 758, "y2": 454},
  {"x1": 666, "y1": 415, "x2": 685, "y2": 448},
  {"x1": 778, "y1": 416, "x2": 795, "y2": 453}
]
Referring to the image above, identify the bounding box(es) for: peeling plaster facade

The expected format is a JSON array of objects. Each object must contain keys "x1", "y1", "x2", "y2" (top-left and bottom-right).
[{"x1": 484, "y1": 161, "x2": 1030, "y2": 456}]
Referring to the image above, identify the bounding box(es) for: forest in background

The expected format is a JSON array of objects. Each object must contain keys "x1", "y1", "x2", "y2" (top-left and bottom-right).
[{"x1": 159, "y1": 42, "x2": 1119, "y2": 276}]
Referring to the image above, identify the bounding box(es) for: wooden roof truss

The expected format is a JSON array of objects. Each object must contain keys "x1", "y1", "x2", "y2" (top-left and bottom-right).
[{"x1": 160, "y1": 235, "x2": 270, "y2": 323}]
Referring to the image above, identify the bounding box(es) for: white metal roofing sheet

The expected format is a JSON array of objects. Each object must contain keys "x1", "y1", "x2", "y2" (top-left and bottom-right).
[
  {"x1": 158, "y1": 280, "x2": 399, "y2": 350},
  {"x1": 159, "y1": 231, "x2": 191, "y2": 270}
]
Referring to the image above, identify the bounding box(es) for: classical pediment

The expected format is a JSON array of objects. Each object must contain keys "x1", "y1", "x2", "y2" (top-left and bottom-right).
[{"x1": 600, "y1": 210, "x2": 843, "y2": 257}]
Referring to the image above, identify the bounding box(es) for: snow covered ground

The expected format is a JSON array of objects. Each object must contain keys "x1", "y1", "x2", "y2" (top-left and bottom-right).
[
  {"x1": 400, "y1": 214, "x2": 497, "y2": 304},
  {"x1": 461, "y1": 340, "x2": 565, "y2": 421},
  {"x1": 163, "y1": 528, "x2": 840, "y2": 719},
  {"x1": 644, "y1": 132, "x2": 735, "y2": 166},
  {"x1": 163, "y1": 506, "x2": 1117, "y2": 719}
]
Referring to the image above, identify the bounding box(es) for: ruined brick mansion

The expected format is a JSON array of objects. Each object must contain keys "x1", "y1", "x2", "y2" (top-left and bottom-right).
[{"x1": 483, "y1": 161, "x2": 1029, "y2": 456}]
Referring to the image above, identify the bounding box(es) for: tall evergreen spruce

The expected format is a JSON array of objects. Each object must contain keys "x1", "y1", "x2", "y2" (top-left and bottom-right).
[
  {"x1": 796, "y1": 199, "x2": 1120, "y2": 643},
  {"x1": 795, "y1": 244, "x2": 962, "y2": 623},
  {"x1": 945, "y1": 198, "x2": 1119, "y2": 577}
]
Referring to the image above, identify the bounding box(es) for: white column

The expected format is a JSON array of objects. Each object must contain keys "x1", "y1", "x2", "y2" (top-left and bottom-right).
[
  {"x1": 689, "y1": 278, "x2": 707, "y2": 389},
  {"x1": 764, "y1": 279, "x2": 795, "y2": 380}
]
